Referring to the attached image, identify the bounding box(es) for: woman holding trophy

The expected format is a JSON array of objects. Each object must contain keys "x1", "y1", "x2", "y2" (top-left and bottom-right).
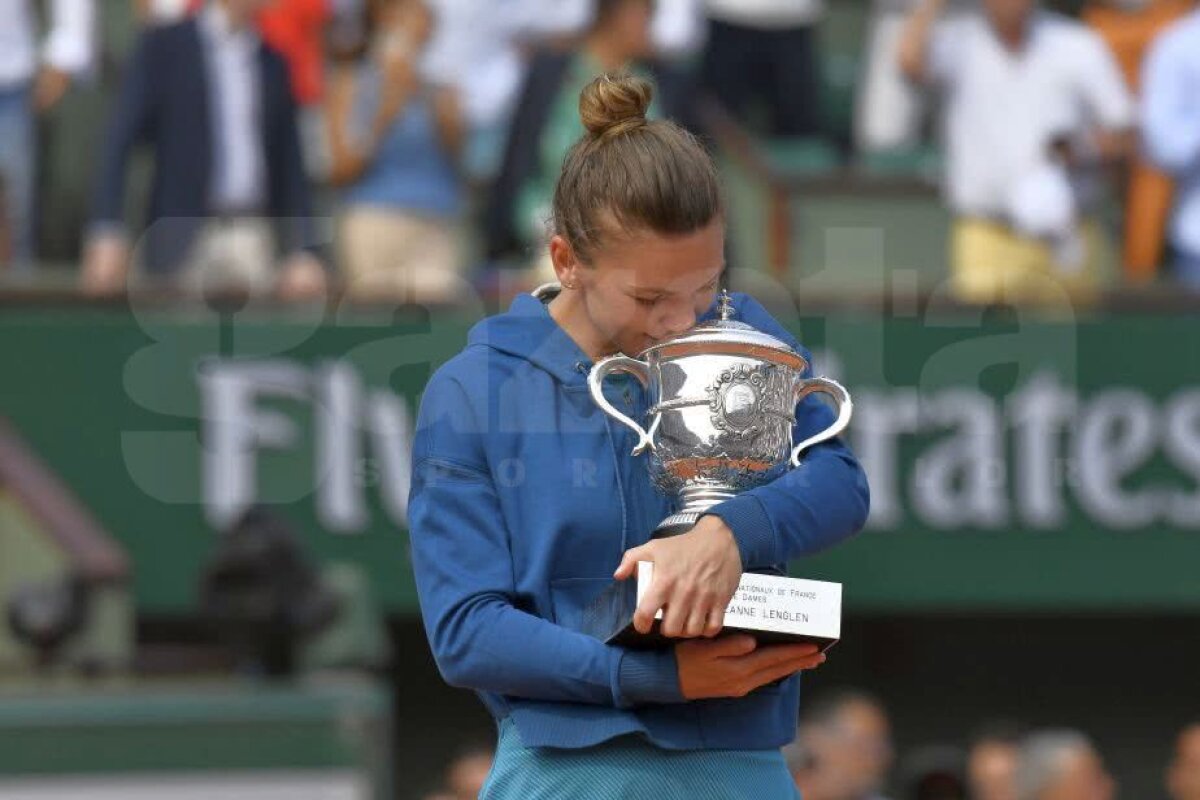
[{"x1": 408, "y1": 73, "x2": 870, "y2": 798}]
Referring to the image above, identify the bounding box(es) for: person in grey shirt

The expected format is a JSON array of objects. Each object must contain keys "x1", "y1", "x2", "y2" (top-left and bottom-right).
[
  {"x1": 786, "y1": 689, "x2": 895, "y2": 800},
  {"x1": 1015, "y1": 730, "x2": 1115, "y2": 800}
]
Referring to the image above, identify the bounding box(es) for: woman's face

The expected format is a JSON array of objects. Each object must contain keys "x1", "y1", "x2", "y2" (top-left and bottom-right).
[
  {"x1": 375, "y1": 0, "x2": 433, "y2": 46},
  {"x1": 553, "y1": 218, "x2": 725, "y2": 357},
  {"x1": 607, "y1": 0, "x2": 655, "y2": 61}
]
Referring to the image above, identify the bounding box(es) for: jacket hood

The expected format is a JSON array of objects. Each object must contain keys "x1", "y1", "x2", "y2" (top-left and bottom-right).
[{"x1": 466, "y1": 283, "x2": 593, "y2": 386}]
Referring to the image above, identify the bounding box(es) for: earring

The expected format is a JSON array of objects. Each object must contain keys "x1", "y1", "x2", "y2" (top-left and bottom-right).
[{"x1": 562, "y1": 281, "x2": 576, "y2": 290}]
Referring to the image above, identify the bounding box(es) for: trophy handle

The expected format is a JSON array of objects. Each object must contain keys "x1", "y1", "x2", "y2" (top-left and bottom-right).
[
  {"x1": 588, "y1": 355, "x2": 658, "y2": 455},
  {"x1": 789, "y1": 377, "x2": 853, "y2": 468}
]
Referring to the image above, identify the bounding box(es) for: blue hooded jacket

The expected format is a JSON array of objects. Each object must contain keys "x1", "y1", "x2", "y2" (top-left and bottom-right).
[{"x1": 408, "y1": 287, "x2": 870, "y2": 751}]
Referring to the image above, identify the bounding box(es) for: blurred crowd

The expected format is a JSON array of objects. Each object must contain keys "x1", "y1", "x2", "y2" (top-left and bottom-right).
[
  {"x1": 420, "y1": 695, "x2": 1200, "y2": 800},
  {"x1": 2, "y1": 0, "x2": 1200, "y2": 304}
]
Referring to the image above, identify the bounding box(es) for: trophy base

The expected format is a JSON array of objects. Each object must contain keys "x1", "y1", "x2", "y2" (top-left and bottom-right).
[{"x1": 579, "y1": 563, "x2": 841, "y2": 653}]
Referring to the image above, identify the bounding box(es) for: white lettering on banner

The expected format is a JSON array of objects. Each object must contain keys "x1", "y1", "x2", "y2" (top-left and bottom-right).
[
  {"x1": 199, "y1": 360, "x2": 309, "y2": 530},
  {"x1": 199, "y1": 359, "x2": 414, "y2": 533},
  {"x1": 315, "y1": 361, "x2": 368, "y2": 532},
  {"x1": 853, "y1": 389, "x2": 920, "y2": 529},
  {"x1": 911, "y1": 389, "x2": 1008, "y2": 528},
  {"x1": 1073, "y1": 390, "x2": 1160, "y2": 528},
  {"x1": 199, "y1": 359, "x2": 1200, "y2": 536},
  {"x1": 1164, "y1": 390, "x2": 1200, "y2": 526},
  {"x1": 1010, "y1": 373, "x2": 1077, "y2": 528},
  {"x1": 854, "y1": 370, "x2": 1200, "y2": 531}
]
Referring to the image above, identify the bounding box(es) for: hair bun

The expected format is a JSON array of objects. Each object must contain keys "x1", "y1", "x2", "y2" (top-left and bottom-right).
[{"x1": 579, "y1": 73, "x2": 653, "y2": 139}]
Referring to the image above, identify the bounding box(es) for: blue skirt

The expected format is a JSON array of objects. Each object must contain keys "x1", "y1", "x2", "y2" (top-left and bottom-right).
[{"x1": 480, "y1": 718, "x2": 800, "y2": 800}]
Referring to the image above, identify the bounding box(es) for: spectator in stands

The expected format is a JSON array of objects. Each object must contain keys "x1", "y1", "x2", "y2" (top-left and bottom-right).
[
  {"x1": 898, "y1": 0, "x2": 1135, "y2": 306},
  {"x1": 417, "y1": 0, "x2": 703, "y2": 190},
  {"x1": 967, "y1": 723, "x2": 1023, "y2": 800},
  {"x1": 1083, "y1": 0, "x2": 1193, "y2": 282},
  {"x1": 82, "y1": 0, "x2": 325, "y2": 299},
  {"x1": 0, "y1": 0, "x2": 95, "y2": 274},
  {"x1": 1142, "y1": 6, "x2": 1200, "y2": 291},
  {"x1": 257, "y1": 0, "x2": 330, "y2": 107},
  {"x1": 326, "y1": 0, "x2": 466, "y2": 303},
  {"x1": 444, "y1": 743, "x2": 493, "y2": 800},
  {"x1": 420, "y1": 0, "x2": 593, "y2": 181},
  {"x1": 856, "y1": 0, "x2": 971, "y2": 155},
  {"x1": 260, "y1": 0, "x2": 338, "y2": 183},
  {"x1": 1014, "y1": 730, "x2": 1115, "y2": 800},
  {"x1": 652, "y1": 0, "x2": 707, "y2": 61},
  {"x1": 418, "y1": 742, "x2": 494, "y2": 800},
  {"x1": 133, "y1": 0, "x2": 195, "y2": 24},
  {"x1": 483, "y1": 0, "x2": 675, "y2": 274},
  {"x1": 787, "y1": 689, "x2": 894, "y2": 800},
  {"x1": 899, "y1": 746, "x2": 967, "y2": 800},
  {"x1": 132, "y1": 0, "x2": 338, "y2": 109},
  {"x1": 1168, "y1": 723, "x2": 1200, "y2": 800},
  {"x1": 701, "y1": 0, "x2": 824, "y2": 138}
]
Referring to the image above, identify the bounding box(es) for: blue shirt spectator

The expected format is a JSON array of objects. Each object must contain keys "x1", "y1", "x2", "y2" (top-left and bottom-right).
[
  {"x1": 1142, "y1": 9, "x2": 1200, "y2": 289},
  {"x1": 341, "y1": 65, "x2": 462, "y2": 218},
  {"x1": 326, "y1": 0, "x2": 465, "y2": 303}
]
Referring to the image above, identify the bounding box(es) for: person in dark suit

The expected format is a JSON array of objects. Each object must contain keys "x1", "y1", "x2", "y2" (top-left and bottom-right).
[{"x1": 82, "y1": 0, "x2": 325, "y2": 298}]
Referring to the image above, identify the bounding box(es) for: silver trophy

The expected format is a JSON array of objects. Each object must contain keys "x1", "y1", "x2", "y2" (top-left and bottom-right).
[{"x1": 580, "y1": 291, "x2": 852, "y2": 649}]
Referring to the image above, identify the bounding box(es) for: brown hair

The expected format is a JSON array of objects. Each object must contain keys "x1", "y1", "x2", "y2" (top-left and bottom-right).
[{"x1": 552, "y1": 73, "x2": 723, "y2": 263}]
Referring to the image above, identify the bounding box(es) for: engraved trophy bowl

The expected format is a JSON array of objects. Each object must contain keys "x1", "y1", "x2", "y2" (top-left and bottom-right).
[{"x1": 589, "y1": 291, "x2": 852, "y2": 538}]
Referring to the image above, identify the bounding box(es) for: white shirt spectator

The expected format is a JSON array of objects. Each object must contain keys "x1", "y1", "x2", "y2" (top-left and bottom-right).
[
  {"x1": 928, "y1": 11, "x2": 1133, "y2": 219},
  {"x1": 705, "y1": 0, "x2": 824, "y2": 29},
  {"x1": 653, "y1": 0, "x2": 706, "y2": 59},
  {"x1": 856, "y1": 0, "x2": 973, "y2": 152},
  {"x1": 0, "y1": 0, "x2": 95, "y2": 87},
  {"x1": 422, "y1": 0, "x2": 592, "y2": 128},
  {"x1": 423, "y1": 0, "x2": 706, "y2": 128},
  {"x1": 199, "y1": 2, "x2": 266, "y2": 212}
]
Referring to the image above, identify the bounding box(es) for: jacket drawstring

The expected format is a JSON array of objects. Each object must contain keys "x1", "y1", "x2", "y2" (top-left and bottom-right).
[{"x1": 601, "y1": 403, "x2": 631, "y2": 557}]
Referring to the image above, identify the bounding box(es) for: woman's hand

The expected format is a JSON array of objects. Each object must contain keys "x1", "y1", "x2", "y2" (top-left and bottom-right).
[
  {"x1": 676, "y1": 635, "x2": 826, "y2": 700},
  {"x1": 613, "y1": 515, "x2": 743, "y2": 638}
]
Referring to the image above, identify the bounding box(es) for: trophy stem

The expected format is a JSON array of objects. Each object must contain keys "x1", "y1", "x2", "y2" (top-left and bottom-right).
[
  {"x1": 679, "y1": 485, "x2": 736, "y2": 512},
  {"x1": 653, "y1": 484, "x2": 736, "y2": 538}
]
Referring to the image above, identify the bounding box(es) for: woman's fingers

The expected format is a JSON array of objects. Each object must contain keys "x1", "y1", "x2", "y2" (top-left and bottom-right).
[
  {"x1": 614, "y1": 543, "x2": 653, "y2": 580},
  {"x1": 681, "y1": 606, "x2": 709, "y2": 639},
  {"x1": 703, "y1": 606, "x2": 725, "y2": 638},
  {"x1": 675, "y1": 636, "x2": 827, "y2": 700},
  {"x1": 745, "y1": 649, "x2": 827, "y2": 691},
  {"x1": 706, "y1": 634, "x2": 757, "y2": 657},
  {"x1": 633, "y1": 570, "x2": 673, "y2": 634},
  {"x1": 659, "y1": 584, "x2": 697, "y2": 637},
  {"x1": 740, "y1": 642, "x2": 821, "y2": 673},
  {"x1": 678, "y1": 634, "x2": 757, "y2": 659},
  {"x1": 660, "y1": 585, "x2": 721, "y2": 638}
]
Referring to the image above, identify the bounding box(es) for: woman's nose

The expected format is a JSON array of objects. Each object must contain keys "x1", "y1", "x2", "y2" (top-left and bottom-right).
[{"x1": 658, "y1": 301, "x2": 697, "y2": 337}]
